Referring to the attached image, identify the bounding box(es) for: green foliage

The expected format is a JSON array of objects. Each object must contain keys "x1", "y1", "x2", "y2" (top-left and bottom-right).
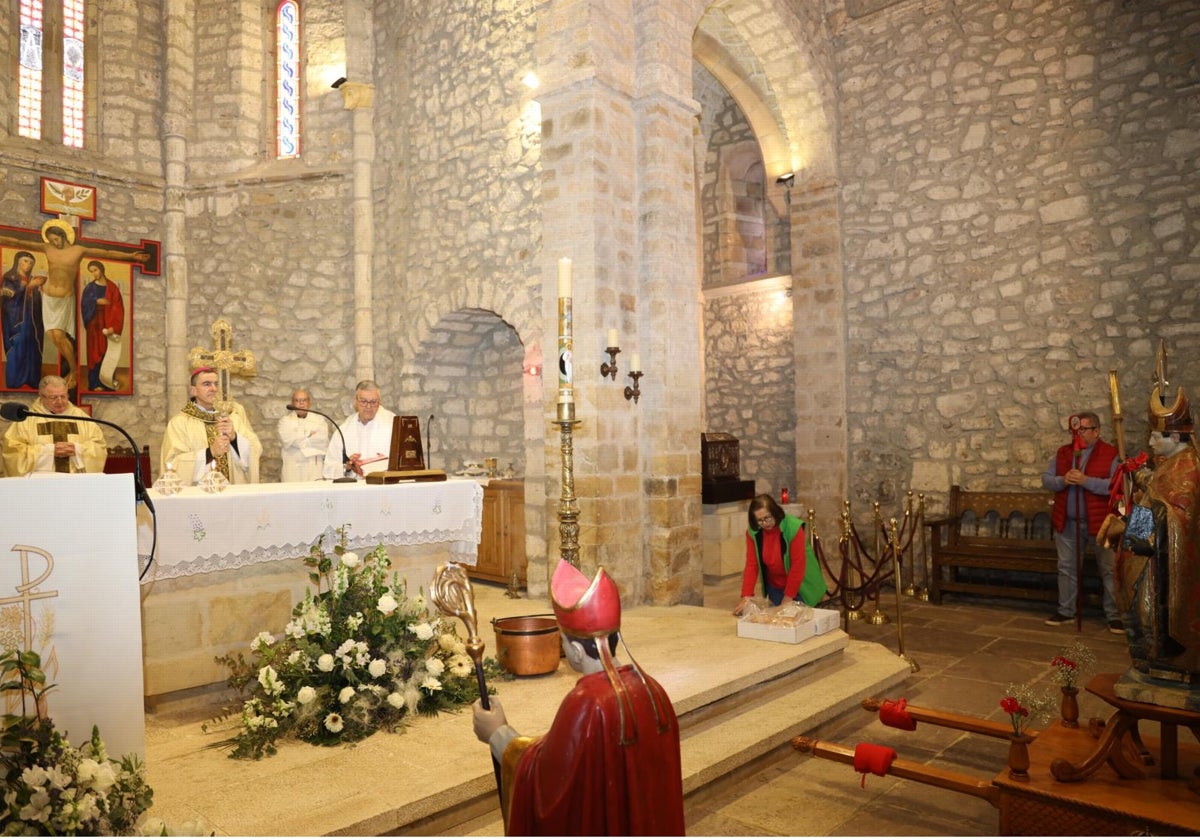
[
  {"x1": 209, "y1": 527, "x2": 506, "y2": 759},
  {"x1": 0, "y1": 650, "x2": 156, "y2": 835}
]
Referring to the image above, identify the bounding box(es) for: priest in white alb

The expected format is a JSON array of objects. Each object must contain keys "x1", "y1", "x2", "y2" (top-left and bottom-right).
[
  {"x1": 277, "y1": 388, "x2": 329, "y2": 482},
  {"x1": 2, "y1": 375, "x2": 108, "y2": 475},
  {"x1": 322, "y1": 379, "x2": 395, "y2": 480},
  {"x1": 161, "y1": 366, "x2": 261, "y2": 484}
]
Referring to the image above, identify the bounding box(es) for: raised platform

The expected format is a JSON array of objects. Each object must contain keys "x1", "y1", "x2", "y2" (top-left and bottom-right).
[{"x1": 143, "y1": 584, "x2": 910, "y2": 835}]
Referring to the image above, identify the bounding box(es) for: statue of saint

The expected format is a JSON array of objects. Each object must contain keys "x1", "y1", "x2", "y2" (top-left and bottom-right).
[{"x1": 1114, "y1": 382, "x2": 1200, "y2": 703}]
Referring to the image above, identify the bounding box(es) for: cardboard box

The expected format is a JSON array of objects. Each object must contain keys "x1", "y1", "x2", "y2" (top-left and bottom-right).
[
  {"x1": 736, "y1": 616, "x2": 816, "y2": 644},
  {"x1": 812, "y1": 608, "x2": 841, "y2": 635}
]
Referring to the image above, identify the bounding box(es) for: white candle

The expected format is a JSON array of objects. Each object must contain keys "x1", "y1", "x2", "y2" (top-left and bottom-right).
[
  {"x1": 558, "y1": 257, "x2": 572, "y2": 299},
  {"x1": 630, "y1": 352, "x2": 641, "y2": 372},
  {"x1": 606, "y1": 329, "x2": 618, "y2": 349}
]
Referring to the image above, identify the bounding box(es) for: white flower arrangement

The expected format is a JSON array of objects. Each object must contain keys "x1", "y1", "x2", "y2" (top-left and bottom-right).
[
  {"x1": 208, "y1": 527, "x2": 505, "y2": 759},
  {"x1": 1, "y1": 649, "x2": 204, "y2": 835}
]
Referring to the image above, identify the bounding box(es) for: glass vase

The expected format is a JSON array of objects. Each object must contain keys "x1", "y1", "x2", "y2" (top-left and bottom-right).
[{"x1": 1060, "y1": 686, "x2": 1080, "y2": 728}]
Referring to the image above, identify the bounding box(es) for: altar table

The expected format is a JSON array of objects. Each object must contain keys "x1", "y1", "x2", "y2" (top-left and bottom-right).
[{"x1": 136, "y1": 479, "x2": 483, "y2": 702}]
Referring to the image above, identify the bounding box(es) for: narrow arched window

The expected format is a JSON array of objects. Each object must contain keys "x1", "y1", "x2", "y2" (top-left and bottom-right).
[
  {"x1": 62, "y1": 0, "x2": 86, "y2": 148},
  {"x1": 17, "y1": 0, "x2": 87, "y2": 147},
  {"x1": 17, "y1": 0, "x2": 45, "y2": 139},
  {"x1": 276, "y1": 0, "x2": 301, "y2": 159}
]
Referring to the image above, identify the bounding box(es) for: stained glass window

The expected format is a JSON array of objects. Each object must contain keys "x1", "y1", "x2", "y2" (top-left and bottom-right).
[
  {"x1": 62, "y1": 0, "x2": 86, "y2": 148},
  {"x1": 17, "y1": 0, "x2": 87, "y2": 147},
  {"x1": 18, "y1": 0, "x2": 44, "y2": 140},
  {"x1": 276, "y1": 0, "x2": 301, "y2": 159}
]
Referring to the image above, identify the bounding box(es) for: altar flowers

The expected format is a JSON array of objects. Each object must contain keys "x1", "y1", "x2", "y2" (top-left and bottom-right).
[{"x1": 210, "y1": 527, "x2": 504, "y2": 759}]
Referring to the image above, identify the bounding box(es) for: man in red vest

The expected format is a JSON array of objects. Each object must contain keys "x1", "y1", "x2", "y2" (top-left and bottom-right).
[{"x1": 1041, "y1": 411, "x2": 1122, "y2": 633}]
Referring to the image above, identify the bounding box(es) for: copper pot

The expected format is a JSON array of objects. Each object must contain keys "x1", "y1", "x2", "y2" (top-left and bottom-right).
[{"x1": 492, "y1": 614, "x2": 561, "y2": 675}]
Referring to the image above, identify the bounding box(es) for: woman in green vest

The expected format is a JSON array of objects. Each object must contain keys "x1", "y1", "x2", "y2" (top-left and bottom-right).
[{"x1": 733, "y1": 494, "x2": 826, "y2": 615}]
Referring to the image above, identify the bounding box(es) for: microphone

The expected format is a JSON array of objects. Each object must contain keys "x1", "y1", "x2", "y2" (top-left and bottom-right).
[
  {"x1": 1, "y1": 401, "x2": 154, "y2": 514},
  {"x1": 426, "y1": 414, "x2": 434, "y2": 470},
  {"x1": 287, "y1": 403, "x2": 357, "y2": 483}
]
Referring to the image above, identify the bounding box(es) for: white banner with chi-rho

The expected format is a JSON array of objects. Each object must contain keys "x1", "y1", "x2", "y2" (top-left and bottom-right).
[{"x1": 1, "y1": 473, "x2": 145, "y2": 757}]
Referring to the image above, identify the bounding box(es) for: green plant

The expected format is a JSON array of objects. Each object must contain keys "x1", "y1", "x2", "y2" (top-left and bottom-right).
[
  {"x1": 208, "y1": 527, "x2": 506, "y2": 759},
  {"x1": 0, "y1": 649, "x2": 156, "y2": 835}
]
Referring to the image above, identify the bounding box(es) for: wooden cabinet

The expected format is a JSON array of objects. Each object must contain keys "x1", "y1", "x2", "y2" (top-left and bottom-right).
[{"x1": 472, "y1": 479, "x2": 526, "y2": 585}]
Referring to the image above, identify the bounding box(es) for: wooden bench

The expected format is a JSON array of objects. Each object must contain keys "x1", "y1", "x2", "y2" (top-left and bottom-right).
[{"x1": 928, "y1": 485, "x2": 1096, "y2": 605}]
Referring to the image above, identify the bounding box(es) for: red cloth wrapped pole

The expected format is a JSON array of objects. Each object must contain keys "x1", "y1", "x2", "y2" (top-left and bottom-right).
[
  {"x1": 853, "y1": 742, "x2": 897, "y2": 788},
  {"x1": 878, "y1": 697, "x2": 917, "y2": 731}
]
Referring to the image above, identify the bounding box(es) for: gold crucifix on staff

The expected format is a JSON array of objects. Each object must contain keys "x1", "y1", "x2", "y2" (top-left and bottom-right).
[{"x1": 188, "y1": 318, "x2": 257, "y2": 414}]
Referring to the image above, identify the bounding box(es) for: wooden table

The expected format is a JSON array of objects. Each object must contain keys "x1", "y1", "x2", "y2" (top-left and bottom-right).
[{"x1": 1050, "y1": 672, "x2": 1200, "y2": 783}]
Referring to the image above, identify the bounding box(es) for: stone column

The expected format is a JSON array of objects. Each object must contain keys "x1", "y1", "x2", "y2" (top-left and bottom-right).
[
  {"x1": 532, "y1": 0, "x2": 703, "y2": 606},
  {"x1": 633, "y1": 1, "x2": 705, "y2": 606},
  {"x1": 338, "y1": 82, "x2": 377, "y2": 382},
  {"x1": 791, "y1": 178, "x2": 847, "y2": 529},
  {"x1": 162, "y1": 0, "x2": 194, "y2": 414}
]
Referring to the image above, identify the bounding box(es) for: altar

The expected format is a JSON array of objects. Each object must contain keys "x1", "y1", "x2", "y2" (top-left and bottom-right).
[{"x1": 137, "y1": 478, "x2": 483, "y2": 702}]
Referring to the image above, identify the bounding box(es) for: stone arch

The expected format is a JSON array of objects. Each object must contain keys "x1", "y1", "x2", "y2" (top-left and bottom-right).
[
  {"x1": 400, "y1": 307, "x2": 530, "y2": 478},
  {"x1": 691, "y1": 0, "x2": 848, "y2": 524}
]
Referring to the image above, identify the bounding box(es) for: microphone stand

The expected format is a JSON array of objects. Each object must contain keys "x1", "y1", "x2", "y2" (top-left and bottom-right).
[
  {"x1": 426, "y1": 414, "x2": 434, "y2": 470},
  {"x1": 7, "y1": 405, "x2": 155, "y2": 515},
  {"x1": 287, "y1": 404, "x2": 357, "y2": 483}
]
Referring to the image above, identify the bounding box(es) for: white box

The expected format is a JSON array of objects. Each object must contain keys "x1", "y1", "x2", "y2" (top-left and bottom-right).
[
  {"x1": 737, "y1": 616, "x2": 816, "y2": 644},
  {"x1": 812, "y1": 608, "x2": 841, "y2": 635}
]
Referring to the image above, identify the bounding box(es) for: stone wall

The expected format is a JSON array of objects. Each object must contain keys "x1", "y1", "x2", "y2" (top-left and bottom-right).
[
  {"x1": 703, "y1": 280, "x2": 796, "y2": 499},
  {"x1": 832, "y1": 0, "x2": 1200, "y2": 518}
]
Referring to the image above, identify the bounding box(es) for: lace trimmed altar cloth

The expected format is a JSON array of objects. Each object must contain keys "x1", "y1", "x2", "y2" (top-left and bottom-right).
[{"x1": 137, "y1": 478, "x2": 483, "y2": 581}]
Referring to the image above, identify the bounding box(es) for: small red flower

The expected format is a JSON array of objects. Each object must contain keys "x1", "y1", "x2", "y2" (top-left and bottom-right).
[
  {"x1": 1051, "y1": 655, "x2": 1076, "y2": 670},
  {"x1": 1001, "y1": 696, "x2": 1020, "y2": 714}
]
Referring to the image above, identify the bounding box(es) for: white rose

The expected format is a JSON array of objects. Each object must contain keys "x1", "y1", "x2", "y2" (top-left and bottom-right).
[
  {"x1": 339, "y1": 686, "x2": 357, "y2": 704},
  {"x1": 386, "y1": 692, "x2": 406, "y2": 709},
  {"x1": 296, "y1": 686, "x2": 317, "y2": 704},
  {"x1": 368, "y1": 659, "x2": 387, "y2": 678},
  {"x1": 377, "y1": 593, "x2": 398, "y2": 615},
  {"x1": 425, "y1": 657, "x2": 445, "y2": 676},
  {"x1": 340, "y1": 551, "x2": 360, "y2": 568},
  {"x1": 90, "y1": 762, "x2": 117, "y2": 793},
  {"x1": 409, "y1": 622, "x2": 435, "y2": 641},
  {"x1": 317, "y1": 653, "x2": 335, "y2": 672}
]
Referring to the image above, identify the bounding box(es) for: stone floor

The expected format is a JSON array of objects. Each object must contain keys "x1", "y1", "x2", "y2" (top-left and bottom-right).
[{"x1": 690, "y1": 577, "x2": 1134, "y2": 836}]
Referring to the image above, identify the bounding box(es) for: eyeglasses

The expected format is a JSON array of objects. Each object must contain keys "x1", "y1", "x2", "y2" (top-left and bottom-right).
[
  {"x1": 1078, "y1": 425, "x2": 1099, "y2": 431},
  {"x1": 754, "y1": 515, "x2": 775, "y2": 527},
  {"x1": 355, "y1": 398, "x2": 380, "y2": 407}
]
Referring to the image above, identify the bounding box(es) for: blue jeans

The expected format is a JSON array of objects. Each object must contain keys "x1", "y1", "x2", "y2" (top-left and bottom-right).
[{"x1": 1054, "y1": 521, "x2": 1118, "y2": 621}]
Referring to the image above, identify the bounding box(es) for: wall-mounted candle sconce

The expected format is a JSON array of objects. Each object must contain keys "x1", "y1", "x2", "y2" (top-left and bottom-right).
[
  {"x1": 601, "y1": 329, "x2": 620, "y2": 380},
  {"x1": 624, "y1": 353, "x2": 643, "y2": 404}
]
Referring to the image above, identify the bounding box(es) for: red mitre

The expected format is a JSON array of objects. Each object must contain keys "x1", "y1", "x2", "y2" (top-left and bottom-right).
[{"x1": 550, "y1": 559, "x2": 621, "y2": 639}]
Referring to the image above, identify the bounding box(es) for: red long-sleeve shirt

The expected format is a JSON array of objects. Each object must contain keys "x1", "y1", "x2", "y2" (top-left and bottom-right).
[{"x1": 741, "y1": 526, "x2": 806, "y2": 600}]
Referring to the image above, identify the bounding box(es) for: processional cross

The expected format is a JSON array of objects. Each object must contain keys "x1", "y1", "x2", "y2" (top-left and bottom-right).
[{"x1": 188, "y1": 319, "x2": 257, "y2": 413}]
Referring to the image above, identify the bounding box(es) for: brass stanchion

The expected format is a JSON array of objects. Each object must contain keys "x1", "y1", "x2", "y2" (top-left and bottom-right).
[
  {"x1": 902, "y1": 491, "x2": 917, "y2": 596},
  {"x1": 916, "y1": 493, "x2": 930, "y2": 601},
  {"x1": 841, "y1": 501, "x2": 865, "y2": 621},
  {"x1": 888, "y1": 517, "x2": 920, "y2": 672},
  {"x1": 868, "y1": 502, "x2": 889, "y2": 625}
]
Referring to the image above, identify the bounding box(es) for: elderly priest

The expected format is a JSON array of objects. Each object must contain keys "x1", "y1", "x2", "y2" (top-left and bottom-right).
[{"x1": 2, "y1": 375, "x2": 108, "y2": 475}]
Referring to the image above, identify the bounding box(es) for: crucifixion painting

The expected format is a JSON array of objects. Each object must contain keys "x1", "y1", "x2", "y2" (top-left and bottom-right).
[{"x1": 0, "y1": 178, "x2": 160, "y2": 398}]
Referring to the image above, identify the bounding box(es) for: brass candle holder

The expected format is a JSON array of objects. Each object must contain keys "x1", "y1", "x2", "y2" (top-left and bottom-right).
[
  {"x1": 624, "y1": 370, "x2": 643, "y2": 403},
  {"x1": 601, "y1": 346, "x2": 620, "y2": 380}
]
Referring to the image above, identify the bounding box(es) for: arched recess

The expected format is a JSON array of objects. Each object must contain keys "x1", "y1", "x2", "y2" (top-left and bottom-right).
[{"x1": 691, "y1": 0, "x2": 849, "y2": 526}]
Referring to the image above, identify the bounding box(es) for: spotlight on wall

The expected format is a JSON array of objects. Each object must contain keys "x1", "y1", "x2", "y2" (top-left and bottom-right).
[
  {"x1": 331, "y1": 77, "x2": 347, "y2": 89},
  {"x1": 775, "y1": 172, "x2": 795, "y2": 187}
]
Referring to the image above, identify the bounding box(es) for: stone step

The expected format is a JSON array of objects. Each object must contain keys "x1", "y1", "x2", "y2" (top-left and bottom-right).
[{"x1": 445, "y1": 637, "x2": 911, "y2": 836}]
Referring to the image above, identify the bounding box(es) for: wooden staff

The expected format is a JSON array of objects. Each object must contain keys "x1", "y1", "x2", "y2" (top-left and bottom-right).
[
  {"x1": 431, "y1": 562, "x2": 502, "y2": 796},
  {"x1": 1109, "y1": 370, "x2": 1126, "y2": 462}
]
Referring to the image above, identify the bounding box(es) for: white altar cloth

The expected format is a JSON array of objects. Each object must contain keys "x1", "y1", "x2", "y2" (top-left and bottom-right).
[{"x1": 137, "y1": 478, "x2": 483, "y2": 581}]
